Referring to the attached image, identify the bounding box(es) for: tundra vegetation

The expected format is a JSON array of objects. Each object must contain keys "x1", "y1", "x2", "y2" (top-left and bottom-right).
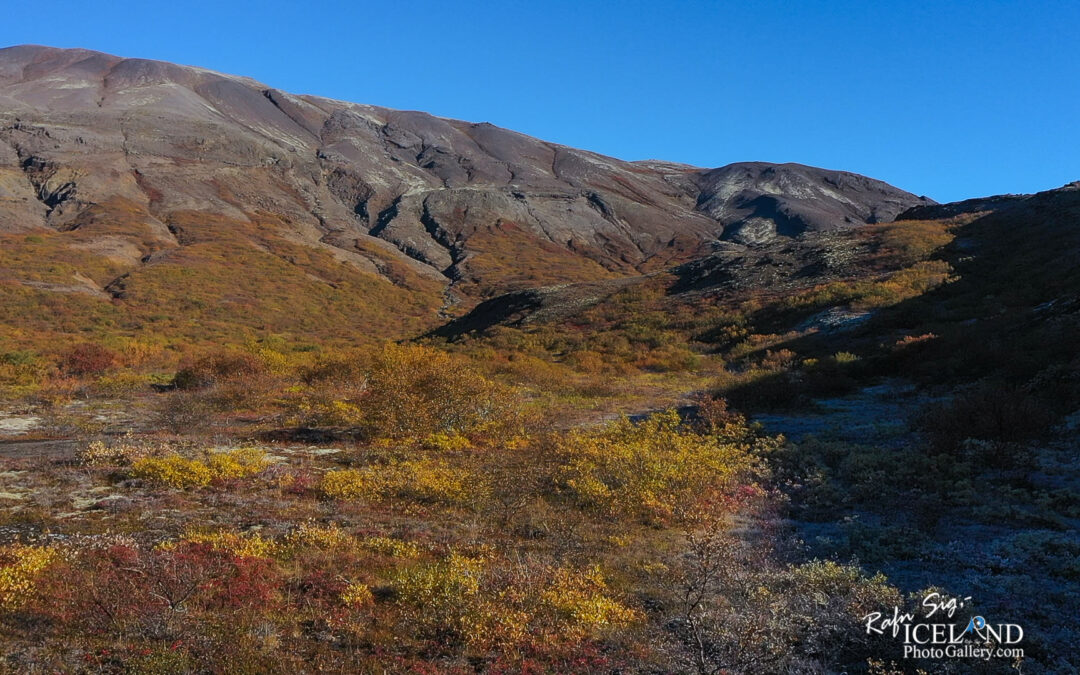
[{"x1": 1, "y1": 203, "x2": 1078, "y2": 674}]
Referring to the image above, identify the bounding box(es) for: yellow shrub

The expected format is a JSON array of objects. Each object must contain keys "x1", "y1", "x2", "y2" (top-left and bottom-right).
[
  {"x1": 320, "y1": 458, "x2": 481, "y2": 507},
  {"x1": 870, "y1": 218, "x2": 955, "y2": 265},
  {"x1": 177, "y1": 530, "x2": 280, "y2": 559},
  {"x1": 0, "y1": 544, "x2": 59, "y2": 611},
  {"x1": 853, "y1": 260, "x2": 956, "y2": 310},
  {"x1": 92, "y1": 371, "x2": 151, "y2": 396},
  {"x1": 131, "y1": 448, "x2": 269, "y2": 488},
  {"x1": 0, "y1": 352, "x2": 51, "y2": 398},
  {"x1": 319, "y1": 469, "x2": 380, "y2": 501},
  {"x1": 340, "y1": 581, "x2": 374, "y2": 608},
  {"x1": 132, "y1": 454, "x2": 213, "y2": 489},
  {"x1": 395, "y1": 459, "x2": 474, "y2": 504},
  {"x1": 117, "y1": 338, "x2": 165, "y2": 368},
  {"x1": 390, "y1": 554, "x2": 639, "y2": 649},
  {"x1": 360, "y1": 342, "x2": 518, "y2": 440},
  {"x1": 787, "y1": 560, "x2": 902, "y2": 617},
  {"x1": 243, "y1": 337, "x2": 293, "y2": 375},
  {"x1": 361, "y1": 536, "x2": 422, "y2": 558},
  {"x1": 285, "y1": 522, "x2": 354, "y2": 551},
  {"x1": 555, "y1": 410, "x2": 764, "y2": 521},
  {"x1": 422, "y1": 432, "x2": 473, "y2": 452},
  {"x1": 286, "y1": 391, "x2": 366, "y2": 427},
  {"x1": 392, "y1": 552, "x2": 486, "y2": 638},
  {"x1": 206, "y1": 447, "x2": 270, "y2": 480},
  {"x1": 540, "y1": 566, "x2": 641, "y2": 637}
]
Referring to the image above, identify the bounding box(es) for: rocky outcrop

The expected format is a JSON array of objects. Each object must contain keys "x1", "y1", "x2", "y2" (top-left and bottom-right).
[{"x1": 695, "y1": 162, "x2": 933, "y2": 244}]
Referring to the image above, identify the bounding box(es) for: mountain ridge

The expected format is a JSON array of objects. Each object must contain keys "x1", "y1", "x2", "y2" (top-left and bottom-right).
[{"x1": 0, "y1": 44, "x2": 932, "y2": 345}]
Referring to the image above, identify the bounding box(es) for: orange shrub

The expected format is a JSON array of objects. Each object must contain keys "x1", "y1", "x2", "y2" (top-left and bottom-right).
[{"x1": 173, "y1": 350, "x2": 267, "y2": 390}]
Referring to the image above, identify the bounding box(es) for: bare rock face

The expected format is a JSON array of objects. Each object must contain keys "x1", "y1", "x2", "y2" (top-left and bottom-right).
[
  {"x1": 0, "y1": 45, "x2": 933, "y2": 310},
  {"x1": 695, "y1": 162, "x2": 933, "y2": 244}
]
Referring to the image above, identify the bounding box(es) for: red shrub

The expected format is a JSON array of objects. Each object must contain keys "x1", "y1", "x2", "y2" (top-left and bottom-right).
[
  {"x1": 205, "y1": 555, "x2": 280, "y2": 611},
  {"x1": 56, "y1": 542, "x2": 281, "y2": 639},
  {"x1": 59, "y1": 343, "x2": 117, "y2": 376}
]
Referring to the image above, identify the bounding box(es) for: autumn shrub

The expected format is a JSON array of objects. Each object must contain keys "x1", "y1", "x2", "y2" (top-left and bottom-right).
[
  {"x1": 387, "y1": 459, "x2": 478, "y2": 505},
  {"x1": 759, "y1": 348, "x2": 799, "y2": 371},
  {"x1": 360, "y1": 342, "x2": 519, "y2": 440},
  {"x1": 174, "y1": 530, "x2": 280, "y2": 559},
  {"x1": 422, "y1": 431, "x2": 473, "y2": 452},
  {"x1": 553, "y1": 410, "x2": 767, "y2": 521},
  {"x1": 58, "y1": 342, "x2": 117, "y2": 377},
  {"x1": 0, "y1": 543, "x2": 60, "y2": 611},
  {"x1": 285, "y1": 522, "x2": 355, "y2": 552},
  {"x1": 285, "y1": 386, "x2": 366, "y2": 427},
  {"x1": 721, "y1": 368, "x2": 807, "y2": 411},
  {"x1": 391, "y1": 552, "x2": 488, "y2": 644},
  {"x1": 634, "y1": 344, "x2": 702, "y2": 373},
  {"x1": 132, "y1": 453, "x2": 213, "y2": 488},
  {"x1": 0, "y1": 349, "x2": 39, "y2": 368},
  {"x1": 298, "y1": 348, "x2": 369, "y2": 385},
  {"x1": 0, "y1": 350, "x2": 51, "y2": 397},
  {"x1": 320, "y1": 457, "x2": 481, "y2": 507},
  {"x1": 668, "y1": 526, "x2": 902, "y2": 674},
  {"x1": 691, "y1": 394, "x2": 745, "y2": 434},
  {"x1": 539, "y1": 565, "x2": 642, "y2": 639},
  {"x1": 280, "y1": 342, "x2": 522, "y2": 440},
  {"x1": 205, "y1": 447, "x2": 272, "y2": 479},
  {"x1": 361, "y1": 536, "x2": 424, "y2": 558},
  {"x1": 115, "y1": 337, "x2": 168, "y2": 369},
  {"x1": 390, "y1": 553, "x2": 640, "y2": 652},
  {"x1": 169, "y1": 349, "x2": 284, "y2": 418},
  {"x1": 493, "y1": 352, "x2": 574, "y2": 388},
  {"x1": 131, "y1": 447, "x2": 269, "y2": 488},
  {"x1": 868, "y1": 218, "x2": 955, "y2": 266},
  {"x1": 565, "y1": 349, "x2": 608, "y2": 375},
  {"x1": 798, "y1": 352, "x2": 862, "y2": 398},
  {"x1": 90, "y1": 370, "x2": 152, "y2": 396},
  {"x1": 240, "y1": 335, "x2": 297, "y2": 375},
  {"x1": 66, "y1": 542, "x2": 280, "y2": 638},
  {"x1": 76, "y1": 436, "x2": 162, "y2": 466},
  {"x1": 852, "y1": 260, "x2": 955, "y2": 310},
  {"x1": 284, "y1": 349, "x2": 370, "y2": 424},
  {"x1": 780, "y1": 560, "x2": 904, "y2": 666},
  {"x1": 340, "y1": 581, "x2": 374, "y2": 608},
  {"x1": 172, "y1": 350, "x2": 267, "y2": 390}
]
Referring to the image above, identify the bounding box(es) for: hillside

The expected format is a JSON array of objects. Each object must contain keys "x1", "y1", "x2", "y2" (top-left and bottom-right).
[{"x1": 0, "y1": 45, "x2": 931, "y2": 352}]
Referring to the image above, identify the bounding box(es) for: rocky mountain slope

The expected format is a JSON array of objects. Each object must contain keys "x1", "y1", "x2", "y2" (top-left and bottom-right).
[{"x1": 0, "y1": 45, "x2": 932, "y2": 345}]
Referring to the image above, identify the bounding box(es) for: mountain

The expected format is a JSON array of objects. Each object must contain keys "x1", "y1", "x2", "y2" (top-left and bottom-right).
[{"x1": 0, "y1": 45, "x2": 931, "y2": 345}]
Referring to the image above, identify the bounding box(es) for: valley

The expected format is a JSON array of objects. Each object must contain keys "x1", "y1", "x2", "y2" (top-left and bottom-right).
[{"x1": 0, "y1": 45, "x2": 1077, "y2": 674}]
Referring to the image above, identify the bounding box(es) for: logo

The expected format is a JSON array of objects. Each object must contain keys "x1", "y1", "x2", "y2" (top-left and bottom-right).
[{"x1": 862, "y1": 592, "x2": 1024, "y2": 661}]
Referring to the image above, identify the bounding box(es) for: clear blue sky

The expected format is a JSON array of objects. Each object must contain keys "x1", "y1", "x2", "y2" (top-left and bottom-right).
[{"x1": 2, "y1": 0, "x2": 1077, "y2": 203}]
